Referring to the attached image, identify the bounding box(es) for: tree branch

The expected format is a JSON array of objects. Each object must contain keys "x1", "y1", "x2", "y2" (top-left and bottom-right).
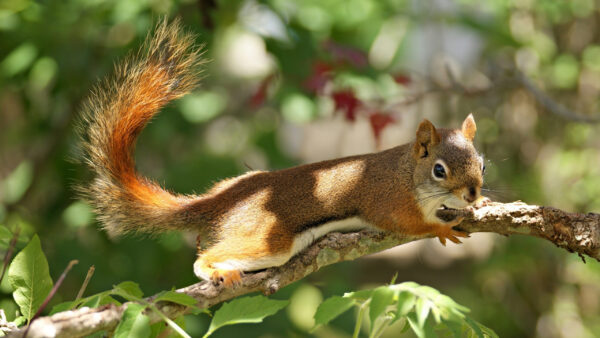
[{"x1": 9, "y1": 202, "x2": 600, "y2": 338}]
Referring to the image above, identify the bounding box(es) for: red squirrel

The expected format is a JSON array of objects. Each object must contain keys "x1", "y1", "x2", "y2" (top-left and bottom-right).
[{"x1": 79, "y1": 20, "x2": 485, "y2": 287}]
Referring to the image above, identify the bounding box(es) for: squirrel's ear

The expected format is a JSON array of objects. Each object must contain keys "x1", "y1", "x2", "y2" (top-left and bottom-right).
[
  {"x1": 414, "y1": 119, "x2": 440, "y2": 158},
  {"x1": 461, "y1": 114, "x2": 477, "y2": 142}
]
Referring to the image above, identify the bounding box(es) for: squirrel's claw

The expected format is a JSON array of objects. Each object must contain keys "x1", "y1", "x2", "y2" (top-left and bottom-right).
[
  {"x1": 474, "y1": 196, "x2": 492, "y2": 208},
  {"x1": 435, "y1": 227, "x2": 470, "y2": 246}
]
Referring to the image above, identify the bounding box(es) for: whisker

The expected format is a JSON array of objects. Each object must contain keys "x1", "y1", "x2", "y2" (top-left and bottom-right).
[
  {"x1": 425, "y1": 196, "x2": 443, "y2": 219},
  {"x1": 416, "y1": 192, "x2": 451, "y2": 204}
]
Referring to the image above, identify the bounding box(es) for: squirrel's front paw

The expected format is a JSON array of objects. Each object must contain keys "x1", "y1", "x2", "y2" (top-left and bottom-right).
[
  {"x1": 474, "y1": 196, "x2": 492, "y2": 208},
  {"x1": 434, "y1": 226, "x2": 470, "y2": 246}
]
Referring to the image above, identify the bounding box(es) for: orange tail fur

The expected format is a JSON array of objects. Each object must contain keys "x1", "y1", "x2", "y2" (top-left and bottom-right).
[{"x1": 78, "y1": 19, "x2": 205, "y2": 235}]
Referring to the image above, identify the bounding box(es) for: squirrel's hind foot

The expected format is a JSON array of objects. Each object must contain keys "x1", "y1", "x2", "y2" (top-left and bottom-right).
[
  {"x1": 193, "y1": 258, "x2": 244, "y2": 288},
  {"x1": 211, "y1": 269, "x2": 243, "y2": 287}
]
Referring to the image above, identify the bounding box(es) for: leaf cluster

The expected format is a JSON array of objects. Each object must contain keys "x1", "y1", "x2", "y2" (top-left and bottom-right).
[{"x1": 314, "y1": 282, "x2": 498, "y2": 338}]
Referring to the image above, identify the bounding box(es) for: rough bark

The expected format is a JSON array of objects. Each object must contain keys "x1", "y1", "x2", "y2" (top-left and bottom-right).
[{"x1": 9, "y1": 202, "x2": 600, "y2": 338}]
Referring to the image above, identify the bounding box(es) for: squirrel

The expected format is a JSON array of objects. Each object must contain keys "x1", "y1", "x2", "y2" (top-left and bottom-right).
[{"x1": 79, "y1": 19, "x2": 486, "y2": 287}]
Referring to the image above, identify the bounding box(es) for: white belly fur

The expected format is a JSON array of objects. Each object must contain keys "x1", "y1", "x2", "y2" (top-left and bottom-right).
[
  {"x1": 211, "y1": 217, "x2": 372, "y2": 273},
  {"x1": 289, "y1": 217, "x2": 372, "y2": 256}
]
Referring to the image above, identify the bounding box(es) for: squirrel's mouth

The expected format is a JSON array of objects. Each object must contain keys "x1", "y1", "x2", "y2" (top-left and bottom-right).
[{"x1": 438, "y1": 204, "x2": 463, "y2": 211}]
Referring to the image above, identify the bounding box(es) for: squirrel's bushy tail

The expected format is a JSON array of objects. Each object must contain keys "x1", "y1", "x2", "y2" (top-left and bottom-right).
[{"x1": 78, "y1": 19, "x2": 204, "y2": 236}]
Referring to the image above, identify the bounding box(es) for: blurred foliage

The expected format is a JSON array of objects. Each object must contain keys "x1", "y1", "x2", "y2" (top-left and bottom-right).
[{"x1": 1, "y1": 0, "x2": 600, "y2": 336}]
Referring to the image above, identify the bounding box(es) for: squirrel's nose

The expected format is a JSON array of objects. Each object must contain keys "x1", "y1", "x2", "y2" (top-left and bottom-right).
[{"x1": 463, "y1": 187, "x2": 478, "y2": 203}]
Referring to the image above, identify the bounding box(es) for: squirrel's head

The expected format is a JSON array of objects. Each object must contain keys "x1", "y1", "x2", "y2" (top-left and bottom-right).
[{"x1": 412, "y1": 114, "x2": 484, "y2": 222}]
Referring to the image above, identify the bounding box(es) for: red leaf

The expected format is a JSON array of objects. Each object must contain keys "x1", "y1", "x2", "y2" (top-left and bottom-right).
[
  {"x1": 369, "y1": 112, "x2": 395, "y2": 143},
  {"x1": 393, "y1": 74, "x2": 412, "y2": 86},
  {"x1": 332, "y1": 90, "x2": 361, "y2": 122},
  {"x1": 323, "y1": 40, "x2": 368, "y2": 69},
  {"x1": 250, "y1": 74, "x2": 275, "y2": 108},
  {"x1": 303, "y1": 61, "x2": 333, "y2": 93}
]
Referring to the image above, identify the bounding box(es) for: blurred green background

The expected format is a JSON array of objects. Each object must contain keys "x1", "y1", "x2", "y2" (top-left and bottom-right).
[{"x1": 1, "y1": 0, "x2": 600, "y2": 336}]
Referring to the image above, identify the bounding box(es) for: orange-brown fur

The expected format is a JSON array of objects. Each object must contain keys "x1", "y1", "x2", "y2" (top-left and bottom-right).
[{"x1": 80, "y1": 20, "x2": 485, "y2": 287}]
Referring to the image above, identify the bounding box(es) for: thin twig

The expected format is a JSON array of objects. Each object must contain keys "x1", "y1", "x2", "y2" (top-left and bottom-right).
[
  {"x1": 516, "y1": 70, "x2": 600, "y2": 123},
  {"x1": 75, "y1": 266, "x2": 95, "y2": 301},
  {"x1": 388, "y1": 66, "x2": 599, "y2": 124}
]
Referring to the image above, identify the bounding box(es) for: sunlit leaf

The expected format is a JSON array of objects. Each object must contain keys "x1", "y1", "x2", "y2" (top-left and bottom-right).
[
  {"x1": 7, "y1": 235, "x2": 53, "y2": 321},
  {"x1": 204, "y1": 295, "x2": 288, "y2": 337},
  {"x1": 114, "y1": 303, "x2": 150, "y2": 338},
  {"x1": 396, "y1": 291, "x2": 416, "y2": 317},
  {"x1": 415, "y1": 297, "x2": 431, "y2": 328},
  {"x1": 313, "y1": 295, "x2": 355, "y2": 329},
  {"x1": 407, "y1": 312, "x2": 424, "y2": 338},
  {"x1": 344, "y1": 288, "x2": 375, "y2": 301},
  {"x1": 112, "y1": 281, "x2": 143, "y2": 300},
  {"x1": 368, "y1": 286, "x2": 395, "y2": 330}
]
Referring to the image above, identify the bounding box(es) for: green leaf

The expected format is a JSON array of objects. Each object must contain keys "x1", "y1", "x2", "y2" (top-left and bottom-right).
[
  {"x1": 433, "y1": 294, "x2": 470, "y2": 314},
  {"x1": 13, "y1": 316, "x2": 26, "y2": 327},
  {"x1": 344, "y1": 289, "x2": 375, "y2": 301},
  {"x1": 396, "y1": 291, "x2": 416, "y2": 317},
  {"x1": 150, "y1": 316, "x2": 187, "y2": 338},
  {"x1": 153, "y1": 291, "x2": 198, "y2": 307},
  {"x1": 464, "y1": 317, "x2": 484, "y2": 338},
  {"x1": 204, "y1": 295, "x2": 288, "y2": 337},
  {"x1": 407, "y1": 312, "x2": 424, "y2": 338},
  {"x1": 368, "y1": 286, "x2": 395, "y2": 330},
  {"x1": 444, "y1": 320, "x2": 463, "y2": 338},
  {"x1": 150, "y1": 321, "x2": 166, "y2": 338},
  {"x1": 169, "y1": 316, "x2": 186, "y2": 337},
  {"x1": 399, "y1": 317, "x2": 410, "y2": 333},
  {"x1": 114, "y1": 303, "x2": 150, "y2": 338},
  {"x1": 81, "y1": 294, "x2": 102, "y2": 308},
  {"x1": 415, "y1": 298, "x2": 431, "y2": 328},
  {"x1": 397, "y1": 281, "x2": 420, "y2": 290},
  {"x1": 423, "y1": 318, "x2": 436, "y2": 338},
  {"x1": 7, "y1": 235, "x2": 53, "y2": 321},
  {"x1": 81, "y1": 293, "x2": 120, "y2": 308},
  {"x1": 389, "y1": 272, "x2": 398, "y2": 285},
  {"x1": 50, "y1": 300, "x2": 78, "y2": 315},
  {"x1": 313, "y1": 295, "x2": 355, "y2": 329},
  {"x1": 464, "y1": 316, "x2": 498, "y2": 338},
  {"x1": 190, "y1": 306, "x2": 211, "y2": 316},
  {"x1": 430, "y1": 305, "x2": 441, "y2": 324},
  {"x1": 113, "y1": 281, "x2": 143, "y2": 300},
  {"x1": 480, "y1": 324, "x2": 500, "y2": 338},
  {"x1": 0, "y1": 225, "x2": 12, "y2": 243}
]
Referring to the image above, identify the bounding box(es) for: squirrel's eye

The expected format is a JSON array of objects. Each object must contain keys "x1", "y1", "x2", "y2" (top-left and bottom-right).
[
  {"x1": 482, "y1": 164, "x2": 486, "y2": 175},
  {"x1": 432, "y1": 163, "x2": 446, "y2": 180}
]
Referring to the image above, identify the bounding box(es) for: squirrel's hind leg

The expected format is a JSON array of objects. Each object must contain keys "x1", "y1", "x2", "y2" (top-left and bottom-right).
[{"x1": 193, "y1": 237, "x2": 294, "y2": 287}]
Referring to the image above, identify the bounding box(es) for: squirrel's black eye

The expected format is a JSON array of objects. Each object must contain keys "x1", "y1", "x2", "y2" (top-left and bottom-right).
[
  {"x1": 482, "y1": 164, "x2": 486, "y2": 175},
  {"x1": 433, "y1": 163, "x2": 446, "y2": 179}
]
